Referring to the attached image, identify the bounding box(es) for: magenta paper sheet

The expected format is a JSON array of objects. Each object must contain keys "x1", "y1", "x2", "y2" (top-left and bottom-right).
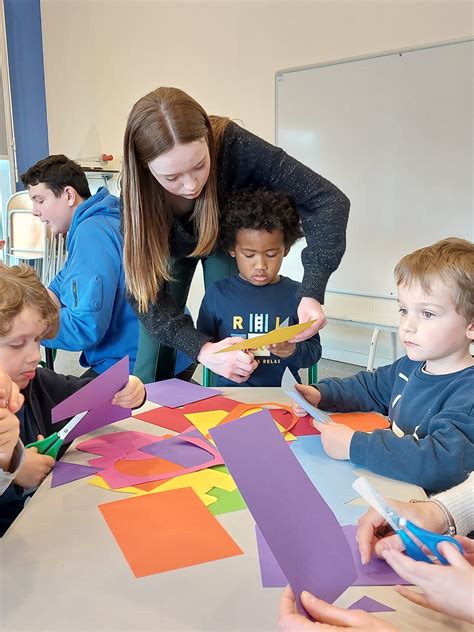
[
  {"x1": 210, "y1": 410, "x2": 357, "y2": 612},
  {"x1": 145, "y1": 378, "x2": 221, "y2": 408},
  {"x1": 99, "y1": 436, "x2": 224, "y2": 488},
  {"x1": 52, "y1": 357, "x2": 131, "y2": 441}
]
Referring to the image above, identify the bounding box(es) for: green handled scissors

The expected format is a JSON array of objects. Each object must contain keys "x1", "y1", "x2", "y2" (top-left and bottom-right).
[{"x1": 25, "y1": 410, "x2": 89, "y2": 460}]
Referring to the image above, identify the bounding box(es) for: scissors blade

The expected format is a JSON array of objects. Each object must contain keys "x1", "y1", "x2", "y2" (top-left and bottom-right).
[
  {"x1": 57, "y1": 410, "x2": 89, "y2": 441},
  {"x1": 352, "y1": 476, "x2": 401, "y2": 531}
]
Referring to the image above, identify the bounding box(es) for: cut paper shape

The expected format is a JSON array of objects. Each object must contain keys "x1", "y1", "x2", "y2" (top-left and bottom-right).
[
  {"x1": 90, "y1": 465, "x2": 234, "y2": 506},
  {"x1": 219, "y1": 402, "x2": 298, "y2": 437},
  {"x1": 184, "y1": 410, "x2": 229, "y2": 435},
  {"x1": 52, "y1": 357, "x2": 130, "y2": 441},
  {"x1": 290, "y1": 435, "x2": 364, "y2": 525},
  {"x1": 134, "y1": 395, "x2": 239, "y2": 432},
  {"x1": 215, "y1": 319, "x2": 318, "y2": 353},
  {"x1": 253, "y1": 522, "x2": 410, "y2": 589},
  {"x1": 282, "y1": 368, "x2": 333, "y2": 424},
  {"x1": 348, "y1": 596, "x2": 395, "y2": 612},
  {"x1": 99, "y1": 436, "x2": 224, "y2": 488},
  {"x1": 76, "y1": 430, "x2": 160, "y2": 456},
  {"x1": 208, "y1": 487, "x2": 246, "y2": 516},
  {"x1": 292, "y1": 414, "x2": 320, "y2": 436},
  {"x1": 145, "y1": 378, "x2": 221, "y2": 408},
  {"x1": 98, "y1": 487, "x2": 243, "y2": 577},
  {"x1": 210, "y1": 410, "x2": 356, "y2": 611},
  {"x1": 51, "y1": 461, "x2": 99, "y2": 488},
  {"x1": 139, "y1": 431, "x2": 218, "y2": 468}
]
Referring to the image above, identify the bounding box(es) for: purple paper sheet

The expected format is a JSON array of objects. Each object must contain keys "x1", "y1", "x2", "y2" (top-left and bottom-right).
[
  {"x1": 254, "y1": 523, "x2": 408, "y2": 588},
  {"x1": 348, "y1": 596, "x2": 395, "y2": 612},
  {"x1": 139, "y1": 428, "x2": 217, "y2": 467},
  {"x1": 210, "y1": 410, "x2": 357, "y2": 612},
  {"x1": 51, "y1": 461, "x2": 100, "y2": 488},
  {"x1": 145, "y1": 378, "x2": 221, "y2": 408},
  {"x1": 255, "y1": 526, "x2": 287, "y2": 587},
  {"x1": 52, "y1": 357, "x2": 131, "y2": 441}
]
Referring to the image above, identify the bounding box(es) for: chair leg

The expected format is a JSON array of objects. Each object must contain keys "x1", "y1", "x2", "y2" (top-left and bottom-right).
[{"x1": 308, "y1": 363, "x2": 318, "y2": 384}]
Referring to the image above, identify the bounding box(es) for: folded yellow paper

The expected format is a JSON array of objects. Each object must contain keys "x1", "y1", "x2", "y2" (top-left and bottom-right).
[{"x1": 214, "y1": 319, "x2": 318, "y2": 353}]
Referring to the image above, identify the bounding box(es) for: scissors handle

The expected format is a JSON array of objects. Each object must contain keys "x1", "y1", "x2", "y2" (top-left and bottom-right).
[
  {"x1": 25, "y1": 433, "x2": 62, "y2": 460},
  {"x1": 402, "y1": 520, "x2": 464, "y2": 565}
]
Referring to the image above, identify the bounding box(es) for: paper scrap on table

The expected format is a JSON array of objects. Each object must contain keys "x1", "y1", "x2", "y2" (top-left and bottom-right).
[
  {"x1": 139, "y1": 428, "x2": 218, "y2": 468},
  {"x1": 51, "y1": 461, "x2": 100, "y2": 488},
  {"x1": 98, "y1": 487, "x2": 243, "y2": 578},
  {"x1": 281, "y1": 368, "x2": 333, "y2": 424},
  {"x1": 76, "y1": 430, "x2": 161, "y2": 456},
  {"x1": 134, "y1": 395, "x2": 238, "y2": 433},
  {"x1": 52, "y1": 357, "x2": 131, "y2": 441},
  {"x1": 214, "y1": 319, "x2": 317, "y2": 353},
  {"x1": 145, "y1": 378, "x2": 221, "y2": 408},
  {"x1": 348, "y1": 596, "x2": 396, "y2": 612},
  {"x1": 208, "y1": 487, "x2": 246, "y2": 516},
  {"x1": 210, "y1": 409, "x2": 356, "y2": 612}
]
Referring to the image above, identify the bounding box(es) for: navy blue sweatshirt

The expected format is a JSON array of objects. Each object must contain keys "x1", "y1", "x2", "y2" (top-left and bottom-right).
[
  {"x1": 316, "y1": 357, "x2": 474, "y2": 493},
  {"x1": 197, "y1": 274, "x2": 321, "y2": 387}
]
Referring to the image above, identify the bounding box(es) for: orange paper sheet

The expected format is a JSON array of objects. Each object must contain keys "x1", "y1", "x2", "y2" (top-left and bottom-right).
[
  {"x1": 331, "y1": 412, "x2": 390, "y2": 432},
  {"x1": 98, "y1": 487, "x2": 243, "y2": 578}
]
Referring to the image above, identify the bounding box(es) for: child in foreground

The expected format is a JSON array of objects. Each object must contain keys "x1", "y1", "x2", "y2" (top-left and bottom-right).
[
  {"x1": 0, "y1": 263, "x2": 145, "y2": 535},
  {"x1": 292, "y1": 238, "x2": 474, "y2": 493},
  {"x1": 197, "y1": 188, "x2": 321, "y2": 386}
]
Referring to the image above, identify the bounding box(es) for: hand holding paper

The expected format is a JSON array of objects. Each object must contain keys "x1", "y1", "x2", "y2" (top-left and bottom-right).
[
  {"x1": 278, "y1": 586, "x2": 398, "y2": 631},
  {"x1": 198, "y1": 338, "x2": 257, "y2": 383},
  {"x1": 291, "y1": 298, "x2": 326, "y2": 342},
  {"x1": 281, "y1": 368, "x2": 332, "y2": 425}
]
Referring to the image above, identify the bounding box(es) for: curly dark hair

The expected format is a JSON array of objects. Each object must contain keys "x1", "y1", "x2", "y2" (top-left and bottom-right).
[{"x1": 220, "y1": 188, "x2": 304, "y2": 251}]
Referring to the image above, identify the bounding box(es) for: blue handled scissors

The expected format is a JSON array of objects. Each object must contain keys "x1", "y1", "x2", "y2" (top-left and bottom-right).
[
  {"x1": 353, "y1": 476, "x2": 464, "y2": 565},
  {"x1": 25, "y1": 411, "x2": 88, "y2": 460}
]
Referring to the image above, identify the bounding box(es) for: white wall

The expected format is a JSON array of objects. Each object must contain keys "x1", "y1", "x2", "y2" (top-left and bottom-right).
[{"x1": 40, "y1": 0, "x2": 474, "y2": 367}]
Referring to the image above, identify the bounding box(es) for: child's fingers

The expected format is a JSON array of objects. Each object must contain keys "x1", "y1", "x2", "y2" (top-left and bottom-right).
[{"x1": 310, "y1": 418, "x2": 325, "y2": 432}]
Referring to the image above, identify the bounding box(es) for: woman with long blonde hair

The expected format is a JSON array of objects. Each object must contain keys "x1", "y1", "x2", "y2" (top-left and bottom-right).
[{"x1": 122, "y1": 87, "x2": 349, "y2": 383}]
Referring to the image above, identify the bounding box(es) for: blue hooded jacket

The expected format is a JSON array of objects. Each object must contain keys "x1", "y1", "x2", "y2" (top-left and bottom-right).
[{"x1": 42, "y1": 188, "x2": 138, "y2": 374}]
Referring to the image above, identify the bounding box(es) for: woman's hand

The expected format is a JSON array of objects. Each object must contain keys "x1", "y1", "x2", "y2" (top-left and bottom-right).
[
  {"x1": 14, "y1": 439, "x2": 55, "y2": 488},
  {"x1": 197, "y1": 338, "x2": 258, "y2": 383},
  {"x1": 278, "y1": 586, "x2": 398, "y2": 631},
  {"x1": 112, "y1": 376, "x2": 146, "y2": 408},
  {"x1": 384, "y1": 543, "x2": 474, "y2": 624},
  {"x1": 356, "y1": 501, "x2": 449, "y2": 564},
  {"x1": 291, "y1": 298, "x2": 327, "y2": 342}
]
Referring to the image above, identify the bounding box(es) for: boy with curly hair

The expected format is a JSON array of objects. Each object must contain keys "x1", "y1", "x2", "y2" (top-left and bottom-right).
[{"x1": 197, "y1": 188, "x2": 321, "y2": 386}]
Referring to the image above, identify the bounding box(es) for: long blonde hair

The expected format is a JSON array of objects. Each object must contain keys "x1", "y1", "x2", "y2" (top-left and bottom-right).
[{"x1": 122, "y1": 87, "x2": 229, "y2": 312}]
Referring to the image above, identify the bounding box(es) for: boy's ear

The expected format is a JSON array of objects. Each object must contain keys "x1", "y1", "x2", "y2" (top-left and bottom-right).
[
  {"x1": 228, "y1": 249, "x2": 236, "y2": 258},
  {"x1": 466, "y1": 322, "x2": 474, "y2": 341},
  {"x1": 283, "y1": 246, "x2": 290, "y2": 257}
]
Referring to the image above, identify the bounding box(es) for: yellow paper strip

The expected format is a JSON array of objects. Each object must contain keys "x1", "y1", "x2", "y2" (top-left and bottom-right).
[{"x1": 214, "y1": 319, "x2": 318, "y2": 353}]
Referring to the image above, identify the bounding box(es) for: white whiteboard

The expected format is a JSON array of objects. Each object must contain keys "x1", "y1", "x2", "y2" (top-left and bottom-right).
[{"x1": 276, "y1": 39, "x2": 473, "y2": 298}]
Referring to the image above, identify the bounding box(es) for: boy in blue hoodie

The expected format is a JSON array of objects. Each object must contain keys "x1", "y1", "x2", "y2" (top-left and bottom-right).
[{"x1": 20, "y1": 155, "x2": 138, "y2": 376}]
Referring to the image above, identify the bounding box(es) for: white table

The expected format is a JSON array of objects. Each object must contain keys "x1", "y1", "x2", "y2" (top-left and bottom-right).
[{"x1": 1, "y1": 388, "x2": 469, "y2": 631}]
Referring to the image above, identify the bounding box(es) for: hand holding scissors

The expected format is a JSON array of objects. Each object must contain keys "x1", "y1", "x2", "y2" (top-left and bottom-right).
[
  {"x1": 353, "y1": 476, "x2": 464, "y2": 565},
  {"x1": 25, "y1": 411, "x2": 88, "y2": 460}
]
